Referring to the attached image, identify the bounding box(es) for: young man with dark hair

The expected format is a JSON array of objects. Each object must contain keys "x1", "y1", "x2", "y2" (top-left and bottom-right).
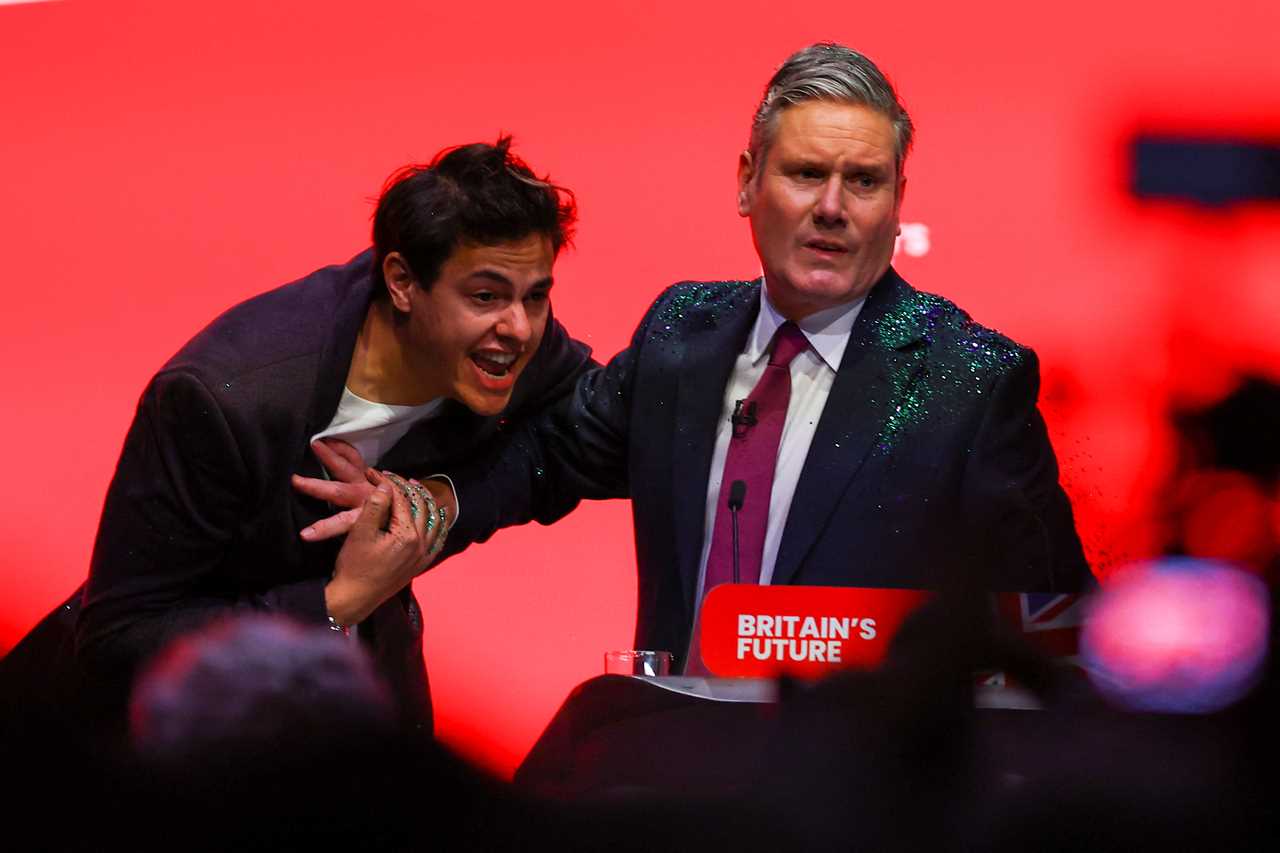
[{"x1": 28, "y1": 137, "x2": 591, "y2": 732}]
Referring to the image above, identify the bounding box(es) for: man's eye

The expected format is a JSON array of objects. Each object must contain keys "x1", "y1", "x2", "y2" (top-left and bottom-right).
[
  {"x1": 851, "y1": 175, "x2": 876, "y2": 189},
  {"x1": 472, "y1": 292, "x2": 496, "y2": 304},
  {"x1": 797, "y1": 168, "x2": 823, "y2": 180},
  {"x1": 526, "y1": 291, "x2": 550, "y2": 303}
]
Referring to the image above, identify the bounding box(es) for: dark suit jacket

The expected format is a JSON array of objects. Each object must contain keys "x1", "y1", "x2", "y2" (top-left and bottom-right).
[
  {"x1": 450, "y1": 269, "x2": 1091, "y2": 671},
  {"x1": 71, "y1": 250, "x2": 592, "y2": 729}
]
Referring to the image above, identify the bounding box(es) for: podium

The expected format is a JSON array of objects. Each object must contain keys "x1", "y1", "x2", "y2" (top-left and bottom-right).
[
  {"x1": 516, "y1": 587, "x2": 1079, "y2": 799},
  {"x1": 515, "y1": 674, "x2": 1041, "y2": 799},
  {"x1": 515, "y1": 676, "x2": 773, "y2": 799}
]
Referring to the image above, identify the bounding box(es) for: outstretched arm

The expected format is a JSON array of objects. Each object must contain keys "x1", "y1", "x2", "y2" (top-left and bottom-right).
[
  {"x1": 430, "y1": 289, "x2": 684, "y2": 550},
  {"x1": 291, "y1": 353, "x2": 634, "y2": 549}
]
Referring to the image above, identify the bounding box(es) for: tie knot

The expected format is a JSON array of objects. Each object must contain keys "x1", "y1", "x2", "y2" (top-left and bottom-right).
[{"x1": 768, "y1": 322, "x2": 809, "y2": 368}]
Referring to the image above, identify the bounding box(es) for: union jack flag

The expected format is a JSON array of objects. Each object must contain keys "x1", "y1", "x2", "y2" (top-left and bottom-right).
[{"x1": 977, "y1": 593, "x2": 1087, "y2": 687}]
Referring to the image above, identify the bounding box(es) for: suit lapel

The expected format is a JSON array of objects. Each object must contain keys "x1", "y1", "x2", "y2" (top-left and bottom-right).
[
  {"x1": 771, "y1": 270, "x2": 927, "y2": 586},
  {"x1": 303, "y1": 258, "x2": 378, "y2": 440},
  {"x1": 670, "y1": 282, "x2": 761, "y2": 609},
  {"x1": 378, "y1": 401, "x2": 482, "y2": 472},
  {"x1": 293, "y1": 256, "x2": 378, "y2": 522}
]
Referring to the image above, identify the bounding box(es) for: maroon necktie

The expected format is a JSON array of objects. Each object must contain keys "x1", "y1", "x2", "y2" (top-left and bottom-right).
[{"x1": 686, "y1": 322, "x2": 809, "y2": 673}]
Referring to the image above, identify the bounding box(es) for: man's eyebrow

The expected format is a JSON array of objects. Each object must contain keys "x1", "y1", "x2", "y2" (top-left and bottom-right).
[
  {"x1": 469, "y1": 269, "x2": 515, "y2": 287},
  {"x1": 469, "y1": 270, "x2": 555, "y2": 291},
  {"x1": 844, "y1": 162, "x2": 891, "y2": 177},
  {"x1": 782, "y1": 156, "x2": 824, "y2": 169}
]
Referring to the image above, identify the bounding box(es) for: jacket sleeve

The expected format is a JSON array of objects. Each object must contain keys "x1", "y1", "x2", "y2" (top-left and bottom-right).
[
  {"x1": 77, "y1": 370, "x2": 329, "y2": 679},
  {"x1": 959, "y1": 348, "x2": 1094, "y2": 593},
  {"x1": 504, "y1": 314, "x2": 597, "y2": 416}
]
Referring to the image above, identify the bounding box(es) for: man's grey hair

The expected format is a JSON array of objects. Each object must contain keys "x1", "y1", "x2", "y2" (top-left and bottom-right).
[{"x1": 749, "y1": 43, "x2": 914, "y2": 175}]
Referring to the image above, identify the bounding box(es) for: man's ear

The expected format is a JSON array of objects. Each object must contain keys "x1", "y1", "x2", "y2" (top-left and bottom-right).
[
  {"x1": 736, "y1": 150, "x2": 756, "y2": 217},
  {"x1": 382, "y1": 252, "x2": 416, "y2": 312},
  {"x1": 894, "y1": 173, "x2": 908, "y2": 234}
]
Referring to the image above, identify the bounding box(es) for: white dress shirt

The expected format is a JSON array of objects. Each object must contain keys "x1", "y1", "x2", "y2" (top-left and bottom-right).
[{"x1": 692, "y1": 282, "x2": 866, "y2": 608}]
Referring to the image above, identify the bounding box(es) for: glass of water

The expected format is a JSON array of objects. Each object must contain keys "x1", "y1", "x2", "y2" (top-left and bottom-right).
[{"x1": 604, "y1": 650, "x2": 672, "y2": 677}]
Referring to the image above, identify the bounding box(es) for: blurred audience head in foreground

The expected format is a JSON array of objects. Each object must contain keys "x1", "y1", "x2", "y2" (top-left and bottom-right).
[{"x1": 130, "y1": 614, "x2": 397, "y2": 762}]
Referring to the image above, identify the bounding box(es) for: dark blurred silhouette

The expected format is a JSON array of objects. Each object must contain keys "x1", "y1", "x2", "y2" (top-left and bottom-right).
[
  {"x1": 1132, "y1": 136, "x2": 1280, "y2": 207},
  {"x1": 1164, "y1": 376, "x2": 1280, "y2": 581},
  {"x1": 129, "y1": 615, "x2": 397, "y2": 759},
  {"x1": 5, "y1": 582, "x2": 1279, "y2": 851}
]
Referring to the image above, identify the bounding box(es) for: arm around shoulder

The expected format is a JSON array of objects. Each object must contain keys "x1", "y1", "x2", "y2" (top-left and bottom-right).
[{"x1": 444, "y1": 289, "x2": 681, "y2": 552}]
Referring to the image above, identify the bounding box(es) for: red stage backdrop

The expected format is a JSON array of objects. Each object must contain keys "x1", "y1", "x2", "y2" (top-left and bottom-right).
[{"x1": 2, "y1": 0, "x2": 1278, "y2": 775}]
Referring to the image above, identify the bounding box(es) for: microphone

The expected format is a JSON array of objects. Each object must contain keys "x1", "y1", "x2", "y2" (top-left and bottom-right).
[
  {"x1": 731, "y1": 399, "x2": 757, "y2": 437},
  {"x1": 728, "y1": 480, "x2": 747, "y2": 585}
]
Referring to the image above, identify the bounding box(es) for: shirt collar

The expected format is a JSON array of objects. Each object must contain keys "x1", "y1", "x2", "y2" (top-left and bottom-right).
[{"x1": 746, "y1": 278, "x2": 866, "y2": 371}]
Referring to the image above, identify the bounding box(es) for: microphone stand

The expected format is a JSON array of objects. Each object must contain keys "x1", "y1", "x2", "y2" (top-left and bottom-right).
[
  {"x1": 728, "y1": 480, "x2": 747, "y2": 585},
  {"x1": 731, "y1": 509, "x2": 741, "y2": 585}
]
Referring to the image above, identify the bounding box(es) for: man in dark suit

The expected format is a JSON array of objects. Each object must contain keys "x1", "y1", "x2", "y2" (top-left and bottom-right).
[
  {"x1": 3, "y1": 138, "x2": 591, "y2": 734},
  {"x1": 306, "y1": 45, "x2": 1092, "y2": 674}
]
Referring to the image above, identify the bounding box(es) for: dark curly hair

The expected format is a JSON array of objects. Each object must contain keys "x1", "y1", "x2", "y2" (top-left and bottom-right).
[{"x1": 372, "y1": 135, "x2": 576, "y2": 291}]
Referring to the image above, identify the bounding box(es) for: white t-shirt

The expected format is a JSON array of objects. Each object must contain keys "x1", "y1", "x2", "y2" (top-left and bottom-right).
[{"x1": 310, "y1": 387, "x2": 444, "y2": 467}]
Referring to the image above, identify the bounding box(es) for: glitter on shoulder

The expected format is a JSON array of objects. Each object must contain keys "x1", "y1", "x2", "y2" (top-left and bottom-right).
[
  {"x1": 870, "y1": 286, "x2": 1027, "y2": 453},
  {"x1": 645, "y1": 280, "x2": 757, "y2": 343}
]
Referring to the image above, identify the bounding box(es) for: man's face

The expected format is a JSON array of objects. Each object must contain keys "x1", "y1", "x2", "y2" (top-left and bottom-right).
[
  {"x1": 738, "y1": 100, "x2": 905, "y2": 320},
  {"x1": 404, "y1": 234, "x2": 555, "y2": 416}
]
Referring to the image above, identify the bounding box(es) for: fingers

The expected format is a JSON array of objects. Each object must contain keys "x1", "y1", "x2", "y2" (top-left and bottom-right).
[
  {"x1": 409, "y1": 479, "x2": 437, "y2": 544},
  {"x1": 291, "y1": 474, "x2": 369, "y2": 508},
  {"x1": 383, "y1": 474, "x2": 416, "y2": 535},
  {"x1": 381, "y1": 473, "x2": 442, "y2": 573},
  {"x1": 326, "y1": 439, "x2": 366, "y2": 472},
  {"x1": 404, "y1": 480, "x2": 431, "y2": 541},
  {"x1": 299, "y1": 507, "x2": 361, "y2": 542},
  {"x1": 406, "y1": 478, "x2": 448, "y2": 567},
  {"x1": 350, "y1": 482, "x2": 394, "y2": 538},
  {"x1": 325, "y1": 475, "x2": 429, "y2": 624},
  {"x1": 311, "y1": 439, "x2": 353, "y2": 478},
  {"x1": 311, "y1": 439, "x2": 367, "y2": 484},
  {"x1": 295, "y1": 464, "x2": 432, "y2": 552}
]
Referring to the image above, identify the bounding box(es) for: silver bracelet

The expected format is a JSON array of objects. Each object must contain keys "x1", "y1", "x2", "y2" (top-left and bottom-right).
[{"x1": 327, "y1": 614, "x2": 350, "y2": 637}]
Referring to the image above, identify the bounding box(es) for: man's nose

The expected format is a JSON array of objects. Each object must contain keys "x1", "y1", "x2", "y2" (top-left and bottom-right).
[
  {"x1": 813, "y1": 176, "x2": 845, "y2": 227},
  {"x1": 496, "y1": 302, "x2": 532, "y2": 343}
]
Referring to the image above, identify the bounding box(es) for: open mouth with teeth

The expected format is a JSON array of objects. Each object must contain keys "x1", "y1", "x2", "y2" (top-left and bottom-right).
[{"x1": 470, "y1": 351, "x2": 518, "y2": 381}]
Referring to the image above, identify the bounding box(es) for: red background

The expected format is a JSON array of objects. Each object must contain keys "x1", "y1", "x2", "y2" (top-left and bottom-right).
[{"x1": 2, "y1": 0, "x2": 1278, "y2": 775}]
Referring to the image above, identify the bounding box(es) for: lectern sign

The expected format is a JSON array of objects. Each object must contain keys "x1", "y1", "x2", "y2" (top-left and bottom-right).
[{"x1": 698, "y1": 584, "x2": 933, "y2": 678}]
